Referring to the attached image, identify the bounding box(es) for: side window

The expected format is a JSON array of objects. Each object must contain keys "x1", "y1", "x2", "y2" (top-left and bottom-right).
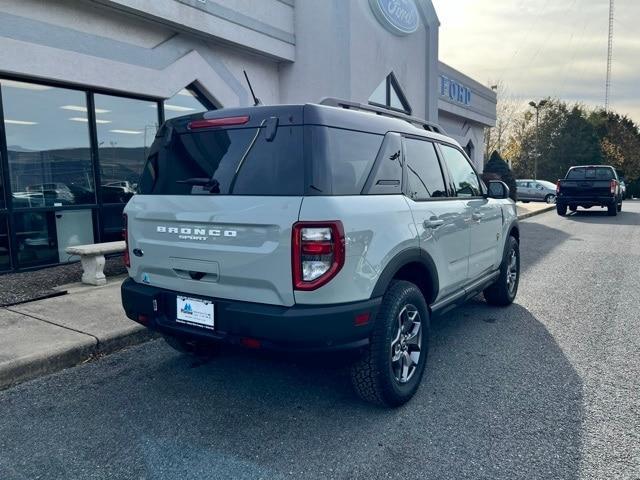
[
  {"x1": 364, "y1": 132, "x2": 403, "y2": 195},
  {"x1": 403, "y1": 138, "x2": 447, "y2": 200},
  {"x1": 439, "y1": 145, "x2": 481, "y2": 197}
]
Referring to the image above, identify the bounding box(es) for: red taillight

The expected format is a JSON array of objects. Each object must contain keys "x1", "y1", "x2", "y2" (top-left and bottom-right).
[
  {"x1": 610, "y1": 179, "x2": 617, "y2": 195},
  {"x1": 292, "y1": 221, "x2": 345, "y2": 291},
  {"x1": 122, "y1": 213, "x2": 130, "y2": 268},
  {"x1": 187, "y1": 116, "x2": 250, "y2": 130},
  {"x1": 556, "y1": 181, "x2": 561, "y2": 194},
  {"x1": 240, "y1": 337, "x2": 262, "y2": 349}
]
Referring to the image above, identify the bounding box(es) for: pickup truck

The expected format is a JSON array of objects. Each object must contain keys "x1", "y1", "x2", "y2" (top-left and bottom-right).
[{"x1": 556, "y1": 165, "x2": 623, "y2": 216}]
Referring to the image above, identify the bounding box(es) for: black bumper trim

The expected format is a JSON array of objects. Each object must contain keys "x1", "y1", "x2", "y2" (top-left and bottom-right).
[{"x1": 121, "y1": 278, "x2": 380, "y2": 351}]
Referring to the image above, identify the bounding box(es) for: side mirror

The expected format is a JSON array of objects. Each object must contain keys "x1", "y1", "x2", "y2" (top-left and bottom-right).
[{"x1": 486, "y1": 180, "x2": 510, "y2": 199}]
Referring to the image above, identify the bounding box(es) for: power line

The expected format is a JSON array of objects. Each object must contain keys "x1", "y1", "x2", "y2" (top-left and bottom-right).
[{"x1": 605, "y1": 0, "x2": 614, "y2": 111}]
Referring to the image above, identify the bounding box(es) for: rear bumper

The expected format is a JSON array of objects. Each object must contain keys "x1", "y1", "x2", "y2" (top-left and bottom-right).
[
  {"x1": 121, "y1": 278, "x2": 380, "y2": 351},
  {"x1": 557, "y1": 195, "x2": 616, "y2": 206}
]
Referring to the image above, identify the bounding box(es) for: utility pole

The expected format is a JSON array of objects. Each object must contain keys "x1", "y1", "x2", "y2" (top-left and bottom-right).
[
  {"x1": 529, "y1": 100, "x2": 547, "y2": 180},
  {"x1": 605, "y1": 0, "x2": 614, "y2": 111}
]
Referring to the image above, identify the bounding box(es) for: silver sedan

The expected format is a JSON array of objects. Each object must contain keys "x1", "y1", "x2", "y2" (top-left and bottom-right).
[{"x1": 516, "y1": 179, "x2": 557, "y2": 203}]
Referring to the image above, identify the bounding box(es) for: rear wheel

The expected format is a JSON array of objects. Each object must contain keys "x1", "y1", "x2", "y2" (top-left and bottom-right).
[
  {"x1": 545, "y1": 194, "x2": 556, "y2": 204},
  {"x1": 350, "y1": 280, "x2": 429, "y2": 407},
  {"x1": 607, "y1": 201, "x2": 618, "y2": 216},
  {"x1": 162, "y1": 334, "x2": 221, "y2": 357},
  {"x1": 557, "y1": 204, "x2": 567, "y2": 216},
  {"x1": 617, "y1": 202, "x2": 622, "y2": 212},
  {"x1": 484, "y1": 235, "x2": 520, "y2": 306}
]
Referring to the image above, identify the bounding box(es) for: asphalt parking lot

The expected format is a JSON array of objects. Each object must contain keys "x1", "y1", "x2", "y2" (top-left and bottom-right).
[{"x1": 0, "y1": 202, "x2": 638, "y2": 480}]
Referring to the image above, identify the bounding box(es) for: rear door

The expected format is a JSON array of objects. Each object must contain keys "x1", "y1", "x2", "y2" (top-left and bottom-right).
[
  {"x1": 125, "y1": 115, "x2": 304, "y2": 307},
  {"x1": 402, "y1": 137, "x2": 470, "y2": 298}
]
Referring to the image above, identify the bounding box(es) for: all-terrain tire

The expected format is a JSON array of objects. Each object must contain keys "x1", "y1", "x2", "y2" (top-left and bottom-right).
[
  {"x1": 350, "y1": 280, "x2": 429, "y2": 407},
  {"x1": 483, "y1": 235, "x2": 520, "y2": 306},
  {"x1": 607, "y1": 202, "x2": 618, "y2": 216}
]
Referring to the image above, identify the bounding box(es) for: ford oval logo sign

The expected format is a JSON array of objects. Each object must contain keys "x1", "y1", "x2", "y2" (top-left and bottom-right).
[{"x1": 369, "y1": 0, "x2": 420, "y2": 36}]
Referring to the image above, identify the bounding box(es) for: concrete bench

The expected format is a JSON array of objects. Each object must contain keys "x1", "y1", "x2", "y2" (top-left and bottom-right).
[{"x1": 65, "y1": 241, "x2": 126, "y2": 286}]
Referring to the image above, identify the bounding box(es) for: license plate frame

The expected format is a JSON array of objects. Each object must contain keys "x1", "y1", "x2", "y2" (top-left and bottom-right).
[{"x1": 176, "y1": 295, "x2": 215, "y2": 330}]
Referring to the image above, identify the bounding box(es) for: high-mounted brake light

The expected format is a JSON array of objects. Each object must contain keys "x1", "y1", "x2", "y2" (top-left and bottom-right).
[
  {"x1": 187, "y1": 116, "x2": 250, "y2": 130},
  {"x1": 610, "y1": 179, "x2": 617, "y2": 195},
  {"x1": 292, "y1": 221, "x2": 345, "y2": 291},
  {"x1": 123, "y1": 213, "x2": 130, "y2": 268}
]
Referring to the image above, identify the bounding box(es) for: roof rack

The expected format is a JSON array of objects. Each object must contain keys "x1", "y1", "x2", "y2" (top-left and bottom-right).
[{"x1": 319, "y1": 97, "x2": 447, "y2": 135}]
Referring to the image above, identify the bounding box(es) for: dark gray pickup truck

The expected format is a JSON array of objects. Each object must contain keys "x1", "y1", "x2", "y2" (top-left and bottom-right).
[{"x1": 556, "y1": 165, "x2": 623, "y2": 216}]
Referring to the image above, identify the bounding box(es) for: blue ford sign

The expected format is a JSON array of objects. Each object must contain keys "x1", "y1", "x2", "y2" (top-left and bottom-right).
[
  {"x1": 369, "y1": 0, "x2": 420, "y2": 36},
  {"x1": 440, "y1": 75, "x2": 472, "y2": 106}
]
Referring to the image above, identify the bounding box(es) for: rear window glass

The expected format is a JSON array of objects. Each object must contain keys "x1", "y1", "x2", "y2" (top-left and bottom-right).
[
  {"x1": 308, "y1": 127, "x2": 383, "y2": 195},
  {"x1": 139, "y1": 125, "x2": 303, "y2": 196},
  {"x1": 566, "y1": 167, "x2": 615, "y2": 180}
]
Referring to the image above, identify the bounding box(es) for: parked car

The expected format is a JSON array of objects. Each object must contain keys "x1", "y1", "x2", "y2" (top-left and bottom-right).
[
  {"x1": 556, "y1": 165, "x2": 623, "y2": 216},
  {"x1": 516, "y1": 179, "x2": 557, "y2": 203},
  {"x1": 120, "y1": 100, "x2": 520, "y2": 407},
  {"x1": 620, "y1": 180, "x2": 627, "y2": 199}
]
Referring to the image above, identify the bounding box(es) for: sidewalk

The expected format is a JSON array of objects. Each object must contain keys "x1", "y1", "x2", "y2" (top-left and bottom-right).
[
  {"x1": 0, "y1": 201, "x2": 554, "y2": 390},
  {"x1": 516, "y1": 201, "x2": 555, "y2": 219},
  {"x1": 0, "y1": 276, "x2": 153, "y2": 390}
]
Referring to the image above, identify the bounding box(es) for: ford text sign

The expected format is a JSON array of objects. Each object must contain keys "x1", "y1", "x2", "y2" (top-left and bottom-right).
[
  {"x1": 369, "y1": 0, "x2": 419, "y2": 36},
  {"x1": 440, "y1": 75, "x2": 472, "y2": 106}
]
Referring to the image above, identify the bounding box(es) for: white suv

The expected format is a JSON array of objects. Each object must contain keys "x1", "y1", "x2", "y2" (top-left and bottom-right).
[{"x1": 121, "y1": 99, "x2": 520, "y2": 407}]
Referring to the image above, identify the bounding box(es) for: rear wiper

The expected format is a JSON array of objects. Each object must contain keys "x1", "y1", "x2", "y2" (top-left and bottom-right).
[{"x1": 176, "y1": 177, "x2": 220, "y2": 194}]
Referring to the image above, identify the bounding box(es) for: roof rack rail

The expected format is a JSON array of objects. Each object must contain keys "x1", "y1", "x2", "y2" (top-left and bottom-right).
[{"x1": 318, "y1": 97, "x2": 447, "y2": 135}]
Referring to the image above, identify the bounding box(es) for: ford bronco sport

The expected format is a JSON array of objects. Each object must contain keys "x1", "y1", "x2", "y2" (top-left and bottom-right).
[{"x1": 121, "y1": 99, "x2": 520, "y2": 407}]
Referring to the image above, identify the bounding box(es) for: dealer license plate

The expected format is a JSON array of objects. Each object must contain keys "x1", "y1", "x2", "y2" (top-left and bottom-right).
[{"x1": 176, "y1": 296, "x2": 214, "y2": 330}]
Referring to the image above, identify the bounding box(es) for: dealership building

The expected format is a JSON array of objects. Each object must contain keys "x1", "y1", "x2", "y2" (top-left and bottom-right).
[{"x1": 0, "y1": 0, "x2": 496, "y2": 272}]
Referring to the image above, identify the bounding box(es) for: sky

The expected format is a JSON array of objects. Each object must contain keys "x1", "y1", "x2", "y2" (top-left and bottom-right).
[{"x1": 432, "y1": 0, "x2": 640, "y2": 123}]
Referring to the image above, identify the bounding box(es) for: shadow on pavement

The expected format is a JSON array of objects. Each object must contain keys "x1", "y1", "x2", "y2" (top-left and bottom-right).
[
  {"x1": 518, "y1": 221, "x2": 571, "y2": 274},
  {"x1": 0, "y1": 301, "x2": 583, "y2": 480},
  {"x1": 565, "y1": 208, "x2": 640, "y2": 226}
]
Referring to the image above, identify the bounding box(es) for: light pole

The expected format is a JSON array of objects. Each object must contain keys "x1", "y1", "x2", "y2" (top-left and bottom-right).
[{"x1": 529, "y1": 100, "x2": 547, "y2": 180}]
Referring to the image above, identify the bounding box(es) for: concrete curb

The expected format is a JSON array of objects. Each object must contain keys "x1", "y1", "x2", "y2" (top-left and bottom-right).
[
  {"x1": 0, "y1": 320, "x2": 157, "y2": 391},
  {"x1": 517, "y1": 204, "x2": 555, "y2": 220}
]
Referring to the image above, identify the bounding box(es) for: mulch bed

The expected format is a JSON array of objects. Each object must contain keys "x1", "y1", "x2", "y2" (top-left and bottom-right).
[{"x1": 0, "y1": 257, "x2": 126, "y2": 307}]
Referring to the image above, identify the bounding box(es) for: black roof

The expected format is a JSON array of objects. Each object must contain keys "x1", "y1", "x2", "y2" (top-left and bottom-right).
[{"x1": 163, "y1": 103, "x2": 458, "y2": 146}]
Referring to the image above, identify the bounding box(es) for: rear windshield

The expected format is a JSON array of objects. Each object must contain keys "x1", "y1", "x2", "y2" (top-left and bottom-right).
[
  {"x1": 139, "y1": 124, "x2": 383, "y2": 196},
  {"x1": 139, "y1": 125, "x2": 304, "y2": 196},
  {"x1": 566, "y1": 167, "x2": 615, "y2": 180}
]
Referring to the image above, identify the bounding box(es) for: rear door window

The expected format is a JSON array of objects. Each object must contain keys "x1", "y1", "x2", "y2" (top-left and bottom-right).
[
  {"x1": 139, "y1": 125, "x2": 304, "y2": 196},
  {"x1": 308, "y1": 127, "x2": 383, "y2": 195},
  {"x1": 403, "y1": 138, "x2": 447, "y2": 200}
]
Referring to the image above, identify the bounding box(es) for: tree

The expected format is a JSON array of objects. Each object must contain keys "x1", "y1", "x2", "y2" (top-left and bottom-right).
[
  {"x1": 484, "y1": 81, "x2": 521, "y2": 163},
  {"x1": 588, "y1": 110, "x2": 640, "y2": 182},
  {"x1": 483, "y1": 150, "x2": 517, "y2": 201}
]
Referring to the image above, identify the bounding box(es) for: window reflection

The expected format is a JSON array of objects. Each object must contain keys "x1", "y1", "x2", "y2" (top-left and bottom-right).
[
  {"x1": 2, "y1": 80, "x2": 95, "y2": 207},
  {"x1": 94, "y1": 94, "x2": 159, "y2": 204},
  {"x1": 0, "y1": 214, "x2": 9, "y2": 271},
  {"x1": 14, "y1": 211, "x2": 58, "y2": 268},
  {"x1": 164, "y1": 88, "x2": 208, "y2": 121}
]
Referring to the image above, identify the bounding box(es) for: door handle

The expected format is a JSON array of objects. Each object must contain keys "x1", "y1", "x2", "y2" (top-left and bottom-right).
[{"x1": 423, "y1": 218, "x2": 444, "y2": 229}]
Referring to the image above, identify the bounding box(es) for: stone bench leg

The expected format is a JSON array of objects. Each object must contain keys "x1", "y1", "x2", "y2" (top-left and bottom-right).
[{"x1": 80, "y1": 254, "x2": 106, "y2": 286}]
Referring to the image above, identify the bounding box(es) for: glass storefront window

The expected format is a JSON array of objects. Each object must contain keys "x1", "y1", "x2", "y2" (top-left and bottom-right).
[
  {"x1": 94, "y1": 94, "x2": 159, "y2": 204},
  {"x1": 1, "y1": 80, "x2": 95, "y2": 208},
  {"x1": 13, "y1": 211, "x2": 58, "y2": 268},
  {"x1": 0, "y1": 214, "x2": 10, "y2": 271},
  {"x1": 163, "y1": 87, "x2": 209, "y2": 120}
]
